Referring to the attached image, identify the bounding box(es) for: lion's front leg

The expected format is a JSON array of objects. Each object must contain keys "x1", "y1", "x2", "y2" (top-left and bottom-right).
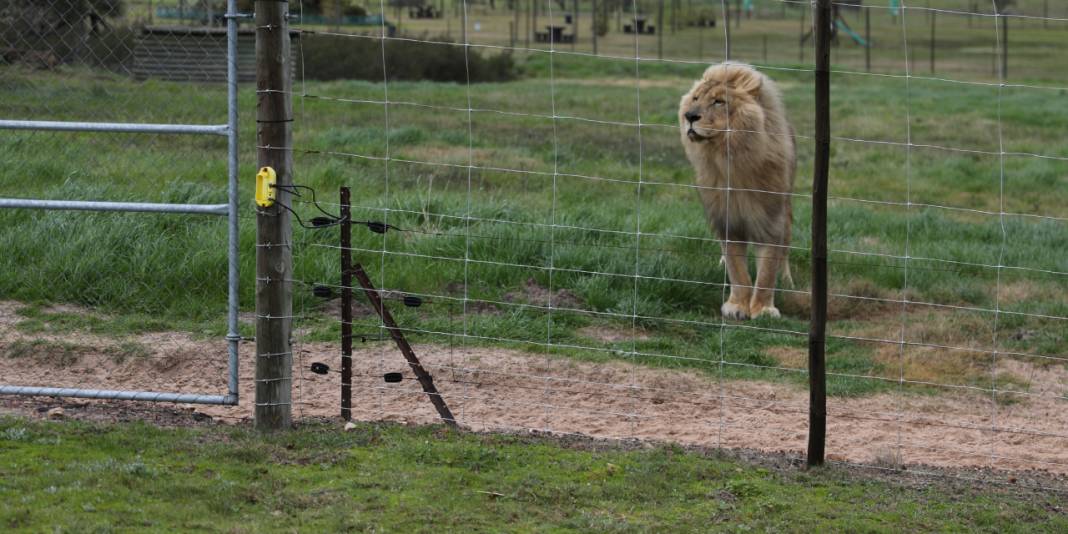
[
  {"x1": 720, "y1": 241, "x2": 752, "y2": 320},
  {"x1": 749, "y1": 243, "x2": 784, "y2": 319}
]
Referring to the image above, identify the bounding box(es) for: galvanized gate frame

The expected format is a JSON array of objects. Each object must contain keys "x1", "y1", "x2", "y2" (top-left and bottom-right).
[{"x1": 0, "y1": 0, "x2": 243, "y2": 406}]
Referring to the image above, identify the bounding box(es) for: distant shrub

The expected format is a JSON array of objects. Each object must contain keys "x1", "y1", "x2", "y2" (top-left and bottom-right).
[{"x1": 298, "y1": 32, "x2": 517, "y2": 83}]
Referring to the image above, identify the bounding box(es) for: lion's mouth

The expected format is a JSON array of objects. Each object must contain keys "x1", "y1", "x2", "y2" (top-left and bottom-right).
[{"x1": 687, "y1": 128, "x2": 707, "y2": 142}]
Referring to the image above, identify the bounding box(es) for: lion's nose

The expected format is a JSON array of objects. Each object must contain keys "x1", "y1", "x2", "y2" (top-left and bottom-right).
[{"x1": 684, "y1": 111, "x2": 701, "y2": 123}]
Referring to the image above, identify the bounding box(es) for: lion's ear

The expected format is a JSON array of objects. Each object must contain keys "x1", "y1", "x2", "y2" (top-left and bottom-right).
[{"x1": 732, "y1": 69, "x2": 762, "y2": 96}]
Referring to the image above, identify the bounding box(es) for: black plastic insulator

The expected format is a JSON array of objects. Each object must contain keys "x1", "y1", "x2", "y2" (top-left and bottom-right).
[
  {"x1": 310, "y1": 216, "x2": 335, "y2": 227},
  {"x1": 402, "y1": 295, "x2": 422, "y2": 308},
  {"x1": 310, "y1": 362, "x2": 331, "y2": 375},
  {"x1": 383, "y1": 372, "x2": 403, "y2": 383},
  {"x1": 312, "y1": 285, "x2": 334, "y2": 298},
  {"x1": 366, "y1": 221, "x2": 388, "y2": 234}
]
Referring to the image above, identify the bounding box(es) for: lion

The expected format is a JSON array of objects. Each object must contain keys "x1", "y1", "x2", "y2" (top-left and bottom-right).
[{"x1": 679, "y1": 62, "x2": 796, "y2": 320}]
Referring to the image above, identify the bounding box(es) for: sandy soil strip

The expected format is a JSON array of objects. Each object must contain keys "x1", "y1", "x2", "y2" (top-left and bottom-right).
[{"x1": 2, "y1": 301, "x2": 1067, "y2": 475}]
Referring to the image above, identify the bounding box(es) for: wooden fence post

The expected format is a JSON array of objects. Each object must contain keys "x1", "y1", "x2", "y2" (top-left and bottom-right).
[
  {"x1": 340, "y1": 188, "x2": 353, "y2": 421},
  {"x1": 808, "y1": 0, "x2": 831, "y2": 468},
  {"x1": 255, "y1": 0, "x2": 294, "y2": 431}
]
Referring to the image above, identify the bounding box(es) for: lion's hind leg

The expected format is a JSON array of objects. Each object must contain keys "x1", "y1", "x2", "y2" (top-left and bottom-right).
[{"x1": 749, "y1": 243, "x2": 785, "y2": 319}]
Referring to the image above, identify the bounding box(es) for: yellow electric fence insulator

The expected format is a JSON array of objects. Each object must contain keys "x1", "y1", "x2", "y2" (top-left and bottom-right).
[{"x1": 255, "y1": 166, "x2": 277, "y2": 207}]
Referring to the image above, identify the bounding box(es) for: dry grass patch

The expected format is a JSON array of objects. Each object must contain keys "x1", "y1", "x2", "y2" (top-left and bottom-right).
[
  {"x1": 765, "y1": 346, "x2": 807, "y2": 371},
  {"x1": 3, "y1": 339, "x2": 86, "y2": 367},
  {"x1": 780, "y1": 279, "x2": 899, "y2": 321},
  {"x1": 578, "y1": 325, "x2": 650, "y2": 344}
]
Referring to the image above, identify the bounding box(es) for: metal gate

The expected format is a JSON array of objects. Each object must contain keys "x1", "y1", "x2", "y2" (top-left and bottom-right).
[{"x1": 0, "y1": 0, "x2": 242, "y2": 406}]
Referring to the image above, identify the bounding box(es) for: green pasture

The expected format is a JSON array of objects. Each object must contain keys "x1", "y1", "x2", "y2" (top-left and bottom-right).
[{"x1": 3, "y1": 417, "x2": 1065, "y2": 532}]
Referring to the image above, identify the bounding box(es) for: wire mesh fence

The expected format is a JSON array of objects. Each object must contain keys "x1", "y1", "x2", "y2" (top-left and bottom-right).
[
  {"x1": 2, "y1": 0, "x2": 1067, "y2": 488},
  {"x1": 271, "y1": 0, "x2": 1068, "y2": 488}
]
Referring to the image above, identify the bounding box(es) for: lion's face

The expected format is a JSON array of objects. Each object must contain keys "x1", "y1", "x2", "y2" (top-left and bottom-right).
[{"x1": 680, "y1": 64, "x2": 764, "y2": 144}]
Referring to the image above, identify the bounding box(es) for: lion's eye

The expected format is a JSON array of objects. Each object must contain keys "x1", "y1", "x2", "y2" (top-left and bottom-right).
[{"x1": 713, "y1": 99, "x2": 725, "y2": 106}]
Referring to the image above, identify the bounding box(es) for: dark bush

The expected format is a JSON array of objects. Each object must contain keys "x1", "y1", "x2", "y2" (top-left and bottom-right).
[{"x1": 298, "y1": 32, "x2": 517, "y2": 83}]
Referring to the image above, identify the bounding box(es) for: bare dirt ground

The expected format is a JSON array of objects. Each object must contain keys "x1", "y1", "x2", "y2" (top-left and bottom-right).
[{"x1": 2, "y1": 301, "x2": 1068, "y2": 481}]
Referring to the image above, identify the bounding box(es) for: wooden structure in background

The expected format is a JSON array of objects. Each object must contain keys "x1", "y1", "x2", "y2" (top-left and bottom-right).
[{"x1": 133, "y1": 26, "x2": 297, "y2": 83}]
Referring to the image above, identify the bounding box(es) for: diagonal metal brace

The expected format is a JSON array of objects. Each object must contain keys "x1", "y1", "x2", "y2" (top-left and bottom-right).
[{"x1": 348, "y1": 263, "x2": 457, "y2": 427}]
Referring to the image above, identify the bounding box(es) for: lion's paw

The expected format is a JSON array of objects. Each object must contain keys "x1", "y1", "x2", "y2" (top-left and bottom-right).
[
  {"x1": 721, "y1": 301, "x2": 750, "y2": 320},
  {"x1": 750, "y1": 305, "x2": 781, "y2": 319}
]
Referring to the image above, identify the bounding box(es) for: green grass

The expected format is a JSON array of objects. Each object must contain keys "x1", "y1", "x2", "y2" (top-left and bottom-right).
[
  {"x1": 2, "y1": 12, "x2": 1067, "y2": 401},
  {"x1": 1, "y1": 416, "x2": 1065, "y2": 532}
]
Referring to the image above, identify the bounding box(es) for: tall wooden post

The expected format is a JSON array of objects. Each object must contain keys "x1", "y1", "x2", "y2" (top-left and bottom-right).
[
  {"x1": 255, "y1": 0, "x2": 294, "y2": 431},
  {"x1": 808, "y1": 0, "x2": 831, "y2": 468},
  {"x1": 340, "y1": 188, "x2": 353, "y2": 421}
]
